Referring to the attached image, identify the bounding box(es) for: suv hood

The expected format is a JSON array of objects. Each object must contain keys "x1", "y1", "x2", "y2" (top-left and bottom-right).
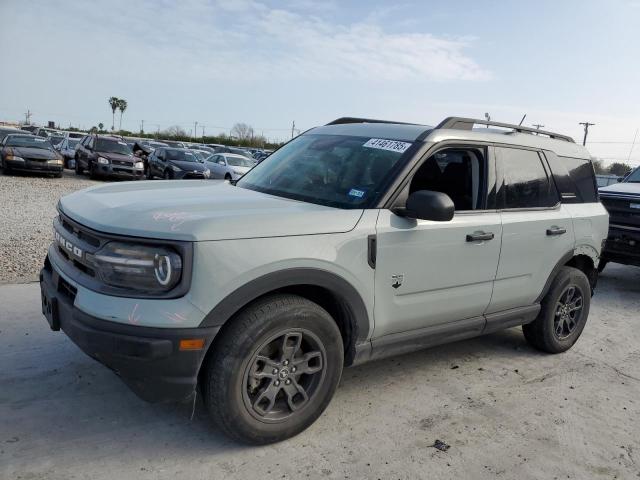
[
  {"x1": 59, "y1": 181, "x2": 363, "y2": 241},
  {"x1": 599, "y1": 182, "x2": 640, "y2": 196},
  {"x1": 11, "y1": 147, "x2": 57, "y2": 160}
]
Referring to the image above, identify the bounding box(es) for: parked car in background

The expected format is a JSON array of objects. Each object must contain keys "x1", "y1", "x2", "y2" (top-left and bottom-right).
[
  {"x1": 49, "y1": 134, "x2": 65, "y2": 149},
  {"x1": 205, "y1": 153, "x2": 255, "y2": 180},
  {"x1": 1, "y1": 134, "x2": 63, "y2": 177},
  {"x1": 0, "y1": 126, "x2": 23, "y2": 142},
  {"x1": 163, "y1": 140, "x2": 189, "y2": 148},
  {"x1": 34, "y1": 127, "x2": 64, "y2": 138},
  {"x1": 146, "y1": 147, "x2": 210, "y2": 179},
  {"x1": 64, "y1": 131, "x2": 86, "y2": 140},
  {"x1": 191, "y1": 149, "x2": 212, "y2": 163},
  {"x1": 57, "y1": 137, "x2": 81, "y2": 167},
  {"x1": 141, "y1": 140, "x2": 169, "y2": 151},
  {"x1": 598, "y1": 166, "x2": 640, "y2": 271},
  {"x1": 20, "y1": 125, "x2": 39, "y2": 134},
  {"x1": 212, "y1": 145, "x2": 254, "y2": 159},
  {"x1": 596, "y1": 174, "x2": 621, "y2": 188},
  {"x1": 75, "y1": 135, "x2": 144, "y2": 180}
]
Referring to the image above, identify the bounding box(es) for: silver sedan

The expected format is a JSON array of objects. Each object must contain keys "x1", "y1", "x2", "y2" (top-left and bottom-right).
[{"x1": 204, "y1": 153, "x2": 256, "y2": 180}]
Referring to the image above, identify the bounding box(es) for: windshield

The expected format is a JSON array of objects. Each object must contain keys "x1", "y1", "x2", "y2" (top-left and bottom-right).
[
  {"x1": 626, "y1": 168, "x2": 640, "y2": 183},
  {"x1": 227, "y1": 156, "x2": 255, "y2": 167},
  {"x1": 237, "y1": 134, "x2": 414, "y2": 208},
  {"x1": 67, "y1": 139, "x2": 80, "y2": 149},
  {"x1": 5, "y1": 135, "x2": 54, "y2": 150},
  {"x1": 95, "y1": 138, "x2": 132, "y2": 155},
  {"x1": 165, "y1": 149, "x2": 199, "y2": 162}
]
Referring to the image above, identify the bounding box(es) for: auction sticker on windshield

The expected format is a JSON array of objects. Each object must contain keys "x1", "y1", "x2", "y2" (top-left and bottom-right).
[{"x1": 363, "y1": 138, "x2": 412, "y2": 153}]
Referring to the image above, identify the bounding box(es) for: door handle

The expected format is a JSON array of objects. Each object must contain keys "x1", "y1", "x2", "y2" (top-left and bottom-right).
[
  {"x1": 546, "y1": 226, "x2": 567, "y2": 236},
  {"x1": 466, "y1": 231, "x2": 494, "y2": 242}
]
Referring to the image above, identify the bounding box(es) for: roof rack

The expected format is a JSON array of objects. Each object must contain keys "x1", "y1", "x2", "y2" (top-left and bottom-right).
[
  {"x1": 326, "y1": 117, "x2": 418, "y2": 126},
  {"x1": 435, "y1": 117, "x2": 575, "y2": 143}
]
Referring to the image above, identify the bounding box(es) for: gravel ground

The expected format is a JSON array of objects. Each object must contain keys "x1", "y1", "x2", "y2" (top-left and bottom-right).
[
  {"x1": 0, "y1": 170, "x2": 98, "y2": 284},
  {"x1": 1, "y1": 265, "x2": 639, "y2": 479}
]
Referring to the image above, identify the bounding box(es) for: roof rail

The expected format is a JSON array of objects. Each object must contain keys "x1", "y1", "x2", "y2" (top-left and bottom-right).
[
  {"x1": 326, "y1": 117, "x2": 418, "y2": 126},
  {"x1": 435, "y1": 117, "x2": 575, "y2": 143}
]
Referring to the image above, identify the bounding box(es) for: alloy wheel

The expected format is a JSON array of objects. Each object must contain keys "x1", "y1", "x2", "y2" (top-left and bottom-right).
[
  {"x1": 242, "y1": 329, "x2": 326, "y2": 423},
  {"x1": 553, "y1": 285, "x2": 584, "y2": 339}
]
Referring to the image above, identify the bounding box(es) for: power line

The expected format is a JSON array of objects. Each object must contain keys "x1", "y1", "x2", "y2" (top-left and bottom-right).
[{"x1": 579, "y1": 122, "x2": 595, "y2": 146}]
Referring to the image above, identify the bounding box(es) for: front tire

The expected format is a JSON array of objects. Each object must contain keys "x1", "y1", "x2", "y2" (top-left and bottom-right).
[
  {"x1": 203, "y1": 294, "x2": 343, "y2": 445},
  {"x1": 523, "y1": 266, "x2": 591, "y2": 353}
]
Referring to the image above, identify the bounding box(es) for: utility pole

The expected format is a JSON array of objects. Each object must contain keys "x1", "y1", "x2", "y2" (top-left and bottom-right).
[
  {"x1": 140, "y1": 120, "x2": 144, "y2": 134},
  {"x1": 194, "y1": 121, "x2": 198, "y2": 142},
  {"x1": 627, "y1": 128, "x2": 638, "y2": 163},
  {"x1": 291, "y1": 120, "x2": 296, "y2": 139},
  {"x1": 579, "y1": 122, "x2": 595, "y2": 146},
  {"x1": 24, "y1": 109, "x2": 32, "y2": 125},
  {"x1": 201, "y1": 126, "x2": 205, "y2": 143}
]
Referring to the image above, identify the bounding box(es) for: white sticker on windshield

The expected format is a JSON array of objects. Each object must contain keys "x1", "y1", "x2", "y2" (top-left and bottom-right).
[
  {"x1": 34, "y1": 138, "x2": 46, "y2": 142},
  {"x1": 118, "y1": 141, "x2": 127, "y2": 146},
  {"x1": 363, "y1": 138, "x2": 411, "y2": 153}
]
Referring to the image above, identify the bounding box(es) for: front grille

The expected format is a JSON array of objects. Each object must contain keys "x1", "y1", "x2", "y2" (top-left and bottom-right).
[
  {"x1": 111, "y1": 160, "x2": 133, "y2": 166},
  {"x1": 600, "y1": 195, "x2": 640, "y2": 229},
  {"x1": 54, "y1": 213, "x2": 105, "y2": 279},
  {"x1": 183, "y1": 172, "x2": 205, "y2": 179}
]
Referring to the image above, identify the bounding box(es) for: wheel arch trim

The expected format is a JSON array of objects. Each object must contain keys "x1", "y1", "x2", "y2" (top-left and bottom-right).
[{"x1": 198, "y1": 267, "x2": 371, "y2": 345}]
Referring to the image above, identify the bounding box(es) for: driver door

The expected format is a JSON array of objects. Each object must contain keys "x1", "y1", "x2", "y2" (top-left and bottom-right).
[{"x1": 373, "y1": 145, "x2": 501, "y2": 339}]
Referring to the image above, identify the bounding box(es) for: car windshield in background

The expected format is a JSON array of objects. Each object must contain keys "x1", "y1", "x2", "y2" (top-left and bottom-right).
[
  {"x1": 96, "y1": 139, "x2": 132, "y2": 155},
  {"x1": 166, "y1": 149, "x2": 199, "y2": 162},
  {"x1": 626, "y1": 168, "x2": 640, "y2": 183},
  {"x1": 237, "y1": 134, "x2": 413, "y2": 209},
  {"x1": 227, "y1": 156, "x2": 255, "y2": 167},
  {"x1": 68, "y1": 139, "x2": 80, "y2": 148},
  {"x1": 49, "y1": 136, "x2": 64, "y2": 145},
  {"x1": 5, "y1": 135, "x2": 54, "y2": 150}
]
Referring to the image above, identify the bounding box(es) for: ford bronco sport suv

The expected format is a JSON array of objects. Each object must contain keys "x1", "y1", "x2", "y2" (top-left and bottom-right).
[
  {"x1": 598, "y1": 166, "x2": 640, "y2": 271},
  {"x1": 40, "y1": 117, "x2": 608, "y2": 444}
]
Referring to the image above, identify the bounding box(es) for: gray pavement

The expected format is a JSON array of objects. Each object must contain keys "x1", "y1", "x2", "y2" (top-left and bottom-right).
[{"x1": 1, "y1": 265, "x2": 639, "y2": 479}]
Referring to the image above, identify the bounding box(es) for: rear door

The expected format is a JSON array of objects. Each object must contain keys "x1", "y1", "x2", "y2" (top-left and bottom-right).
[{"x1": 488, "y1": 146, "x2": 575, "y2": 313}]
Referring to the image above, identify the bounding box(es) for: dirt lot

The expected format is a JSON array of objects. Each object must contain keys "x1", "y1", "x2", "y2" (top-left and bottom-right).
[
  {"x1": 1, "y1": 264, "x2": 639, "y2": 480},
  {"x1": 0, "y1": 170, "x2": 98, "y2": 284}
]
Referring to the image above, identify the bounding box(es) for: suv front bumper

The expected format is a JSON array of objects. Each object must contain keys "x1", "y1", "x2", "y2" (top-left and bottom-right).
[
  {"x1": 39, "y1": 266, "x2": 220, "y2": 403},
  {"x1": 94, "y1": 163, "x2": 144, "y2": 179}
]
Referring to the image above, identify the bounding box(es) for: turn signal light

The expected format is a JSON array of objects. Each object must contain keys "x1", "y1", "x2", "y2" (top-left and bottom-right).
[{"x1": 179, "y1": 338, "x2": 205, "y2": 351}]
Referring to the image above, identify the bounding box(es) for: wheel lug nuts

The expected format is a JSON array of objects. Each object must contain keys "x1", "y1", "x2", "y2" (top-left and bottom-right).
[
  {"x1": 285, "y1": 379, "x2": 291, "y2": 385},
  {"x1": 272, "y1": 368, "x2": 279, "y2": 374},
  {"x1": 283, "y1": 360, "x2": 289, "y2": 366},
  {"x1": 274, "y1": 380, "x2": 280, "y2": 386}
]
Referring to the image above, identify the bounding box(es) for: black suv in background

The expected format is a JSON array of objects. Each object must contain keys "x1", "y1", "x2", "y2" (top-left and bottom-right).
[
  {"x1": 75, "y1": 135, "x2": 144, "y2": 180},
  {"x1": 599, "y1": 166, "x2": 640, "y2": 271}
]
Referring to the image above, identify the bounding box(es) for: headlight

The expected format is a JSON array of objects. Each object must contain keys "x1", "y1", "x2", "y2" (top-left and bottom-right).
[
  {"x1": 6, "y1": 155, "x2": 25, "y2": 162},
  {"x1": 134, "y1": 161, "x2": 144, "y2": 169},
  {"x1": 204, "y1": 169, "x2": 210, "y2": 178},
  {"x1": 47, "y1": 159, "x2": 63, "y2": 165},
  {"x1": 88, "y1": 242, "x2": 183, "y2": 293},
  {"x1": 171, "y1": 165, "x2": 182, "y2": 172},
  {"x1": 97, "y1": 156, "x2": 109, "y2": 165}
]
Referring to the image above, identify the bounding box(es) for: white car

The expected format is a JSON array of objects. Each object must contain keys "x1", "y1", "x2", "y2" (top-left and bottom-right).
[
  {"x1": 205, "y1": 152, "x2": 256, "y2": 180},
  {"x1": 40, "y1": 116, "x2": 608, "y2": 445}
]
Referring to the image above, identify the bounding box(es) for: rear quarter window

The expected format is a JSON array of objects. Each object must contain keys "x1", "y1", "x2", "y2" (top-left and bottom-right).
[{"x1": 545, "y1": 152, "x2": 598, "y2": 203}]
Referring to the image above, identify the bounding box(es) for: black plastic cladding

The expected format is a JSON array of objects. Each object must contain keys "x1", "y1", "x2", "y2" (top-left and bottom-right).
[{"x1": 52, "y1": 209, "x2": 193, "y2": 299}]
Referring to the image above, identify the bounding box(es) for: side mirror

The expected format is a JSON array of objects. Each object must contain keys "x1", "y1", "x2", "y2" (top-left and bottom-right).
[
  {"x1": 617, "y1": 177, "x2": 623, "y2": 183},
  {"x1": 400, "y1": 190, "x2": 454, "y2": 221}
]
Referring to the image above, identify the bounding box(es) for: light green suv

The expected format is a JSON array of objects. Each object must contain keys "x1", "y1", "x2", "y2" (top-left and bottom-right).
[{"x1": 40, "y1": 117, "x2": 609, "y2": 444}]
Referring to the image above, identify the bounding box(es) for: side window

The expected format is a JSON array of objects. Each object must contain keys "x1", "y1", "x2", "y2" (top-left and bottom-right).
[
  {"x1": 498, "y1": 147, "x2": 559, "y2": 209},
  {"x1": 547, "y1": 154, "x2": 598, "y2": 203},
  {"x1": 218, "y1": 156, "x2": 226, "y2": 165},
  {"x1": 409, "y1": 147, "x2": 487, "y2": 211},
  {"x1": 87, "y1": 137, "x2": 95, "y2": 149}
]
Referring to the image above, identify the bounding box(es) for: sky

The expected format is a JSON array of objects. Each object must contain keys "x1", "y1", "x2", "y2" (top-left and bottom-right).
[{"x1": 1, "y1": 0, "x2": 639, "y2": 164}]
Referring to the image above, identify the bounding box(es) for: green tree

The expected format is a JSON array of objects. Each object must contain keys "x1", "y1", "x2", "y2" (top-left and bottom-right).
[
  {"x1": 98, "y1": 122, "x2": 104, "y2": 132},
  {"x1": 117, "y1": 99, "x2": 127, "y2": 131},
  {"x1": 591, "y1": 158, "x2": 606, "y2": 174},
  {"x1": 108, "y1": 97, "x2": 119, "y2": 131},
  {"x1": 608, "y1": 162, "x2": 632, "y2": 177}
]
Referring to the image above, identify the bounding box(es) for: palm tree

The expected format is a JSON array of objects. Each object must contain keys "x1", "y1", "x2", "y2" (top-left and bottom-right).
[
  {"x1": 108, "y1": 97, "x2": 119, "y2": 131},
  {"x1": 117, "y1": 99, "x2": 127, "y2": 131},
  {"x1": 98, "y1": 122, "x2": 104, "y2": 132}
]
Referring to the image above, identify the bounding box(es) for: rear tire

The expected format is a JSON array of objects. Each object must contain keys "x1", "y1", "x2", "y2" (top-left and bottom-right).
[
  {"x1": 224, "y1": 173, "x2": 232, "y2": 181},
  {"x1": 203, "y1": 294, "x2": 343, "y2": 445},
  {"x1": 163, "y1": 170, "x2": 172, "y2": 180},
  {"x1": 523, "y1": 266, "x2": 590, "y2": 353}
]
